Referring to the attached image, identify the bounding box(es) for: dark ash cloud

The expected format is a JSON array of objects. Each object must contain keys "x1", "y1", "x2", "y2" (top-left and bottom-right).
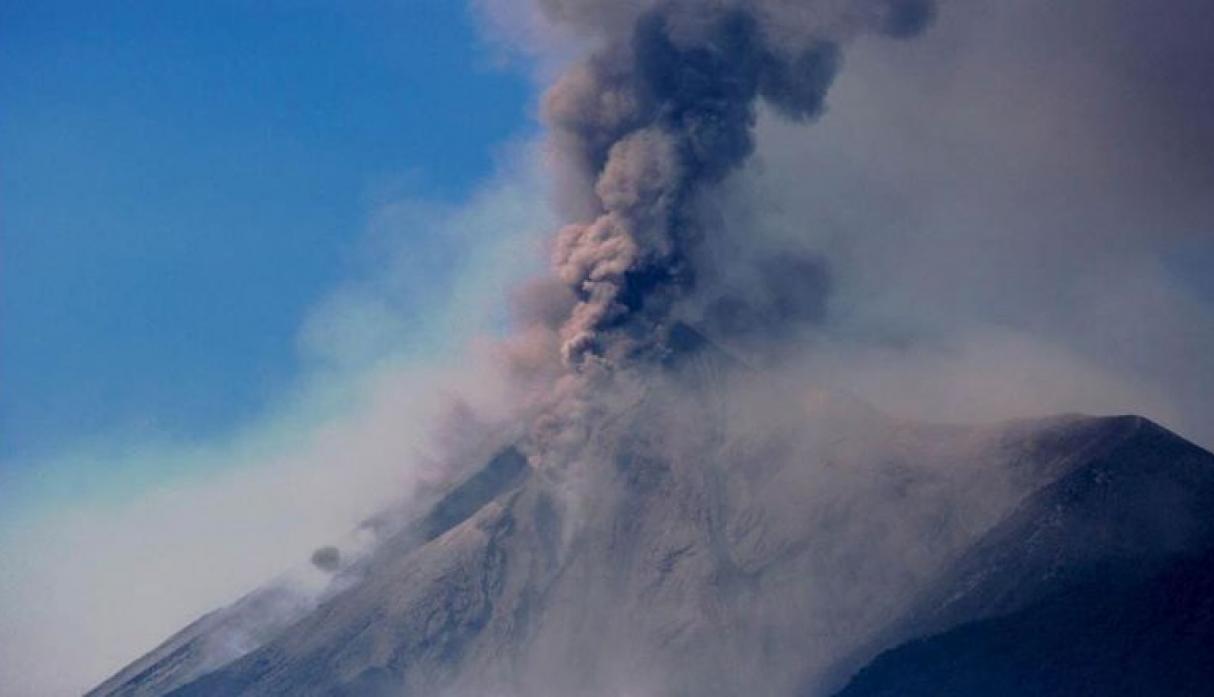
[{"x1": 542, "y1": 1, "x2": 935, "y2": 372}]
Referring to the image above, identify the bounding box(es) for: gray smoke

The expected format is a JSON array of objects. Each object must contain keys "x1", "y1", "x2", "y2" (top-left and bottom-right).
[
  {"x1": 310, "y1": 546, "x2": 341, "y2": 573},
  {"x1": 514, "y1": 0, "x2": 937, "y2": 466},
  {"x1": 541, "y1": 0, "x2": 934, "y2": 373},
  {"x1": 702, "y1": 252, "x2": 833, "y2": 346}
]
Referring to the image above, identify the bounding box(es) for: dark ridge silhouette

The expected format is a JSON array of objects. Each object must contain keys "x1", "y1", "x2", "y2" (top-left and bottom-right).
[
  {"x1": 834, "y1": 549, "x2": 1214, "y2": 697},
  {"x1": 418, "y1": 447, "x2": 529, "y2": 543},
  {"x1": 831, "y1": 417, "x2": 1214, "y2": 697}
]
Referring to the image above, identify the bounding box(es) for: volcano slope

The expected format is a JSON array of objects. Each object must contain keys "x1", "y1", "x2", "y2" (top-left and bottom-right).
[
  {"x1": 90, "y1": 346, "x2": 1214, "y2": 697},
  {"x1": 832, "y1": 415, "x2": 1214, "y2": 697}
]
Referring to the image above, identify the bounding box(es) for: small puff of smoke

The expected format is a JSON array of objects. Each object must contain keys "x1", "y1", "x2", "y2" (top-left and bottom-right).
[{"x1": 310, "y1": 546, "x2": 341, "y2": 573}]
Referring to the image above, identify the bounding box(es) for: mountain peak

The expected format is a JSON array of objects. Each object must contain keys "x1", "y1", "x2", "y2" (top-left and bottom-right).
[{"x1": 90, "y1": 409, "x2": 1214, "y2": 697}]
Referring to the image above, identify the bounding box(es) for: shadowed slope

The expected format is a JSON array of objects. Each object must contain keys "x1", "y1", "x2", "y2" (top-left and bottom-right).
[
  {"x1": 833, "y1": 418, "x2": 1214, "y2": 697},
  {"x1": 834, "y1": 549, "x2": 1214, "y2": 697}
]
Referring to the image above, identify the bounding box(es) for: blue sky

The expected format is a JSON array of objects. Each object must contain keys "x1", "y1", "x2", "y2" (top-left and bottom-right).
[
  {"x1": 0, "y1": 8, "x2": 552, "y2": 688},
  {"x1": 1, "y1": 1, "x2": 533, "y2": 480}
]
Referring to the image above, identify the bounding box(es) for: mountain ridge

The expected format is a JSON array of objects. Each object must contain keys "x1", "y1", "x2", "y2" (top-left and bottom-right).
[
  {"x1": 90, "y1": 400, "x2": 1214, "y2": 696},
  {"x1": 831, "y1": 415, "x2": 1214, "y2": 697}
]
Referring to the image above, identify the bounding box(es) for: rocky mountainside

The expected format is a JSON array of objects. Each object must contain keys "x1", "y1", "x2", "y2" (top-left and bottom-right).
[
  {"x1": 87, "y1": 448, "x2": 529, "y2": 697},
  {"x1": 90, "y1": 343, "x2": 1214, "y2": 697},
  {"x1": 832, "y1": 418, "x2": 1214, "y2": 697}
]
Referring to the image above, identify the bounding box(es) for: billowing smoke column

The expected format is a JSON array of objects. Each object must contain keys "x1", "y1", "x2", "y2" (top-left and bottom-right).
[
  {"x1": 520, "y1": 0, "x2": 935, "y2": 464},
  {"x1": 541, "y1": 0, "x2": 935, "y2": 373}
]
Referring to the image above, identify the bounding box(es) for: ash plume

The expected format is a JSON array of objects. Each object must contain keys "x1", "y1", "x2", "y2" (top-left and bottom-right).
[{"x1": 523, "y1": 0, "x2": 936, "y2": 457}]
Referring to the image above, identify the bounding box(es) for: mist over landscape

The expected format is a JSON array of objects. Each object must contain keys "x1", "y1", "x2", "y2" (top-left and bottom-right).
[{"x1": 2, "y1": 0, "x2": 1213, "y2": 695}]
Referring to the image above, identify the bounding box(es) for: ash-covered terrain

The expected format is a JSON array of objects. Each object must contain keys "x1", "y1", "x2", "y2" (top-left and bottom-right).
[{"x1": 90, "y1": 334, "x2": 1214, "y2": 696}]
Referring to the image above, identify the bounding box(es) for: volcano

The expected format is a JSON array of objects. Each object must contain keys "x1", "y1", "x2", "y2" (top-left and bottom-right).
[{"x1": 88, "y1": 336, "x2": 1214, "y2": 697}]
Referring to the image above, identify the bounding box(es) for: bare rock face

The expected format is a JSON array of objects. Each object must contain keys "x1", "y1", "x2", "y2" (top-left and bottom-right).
[{"x1": 89, "y1": 346, "x2": 1214, "y2": 697}]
